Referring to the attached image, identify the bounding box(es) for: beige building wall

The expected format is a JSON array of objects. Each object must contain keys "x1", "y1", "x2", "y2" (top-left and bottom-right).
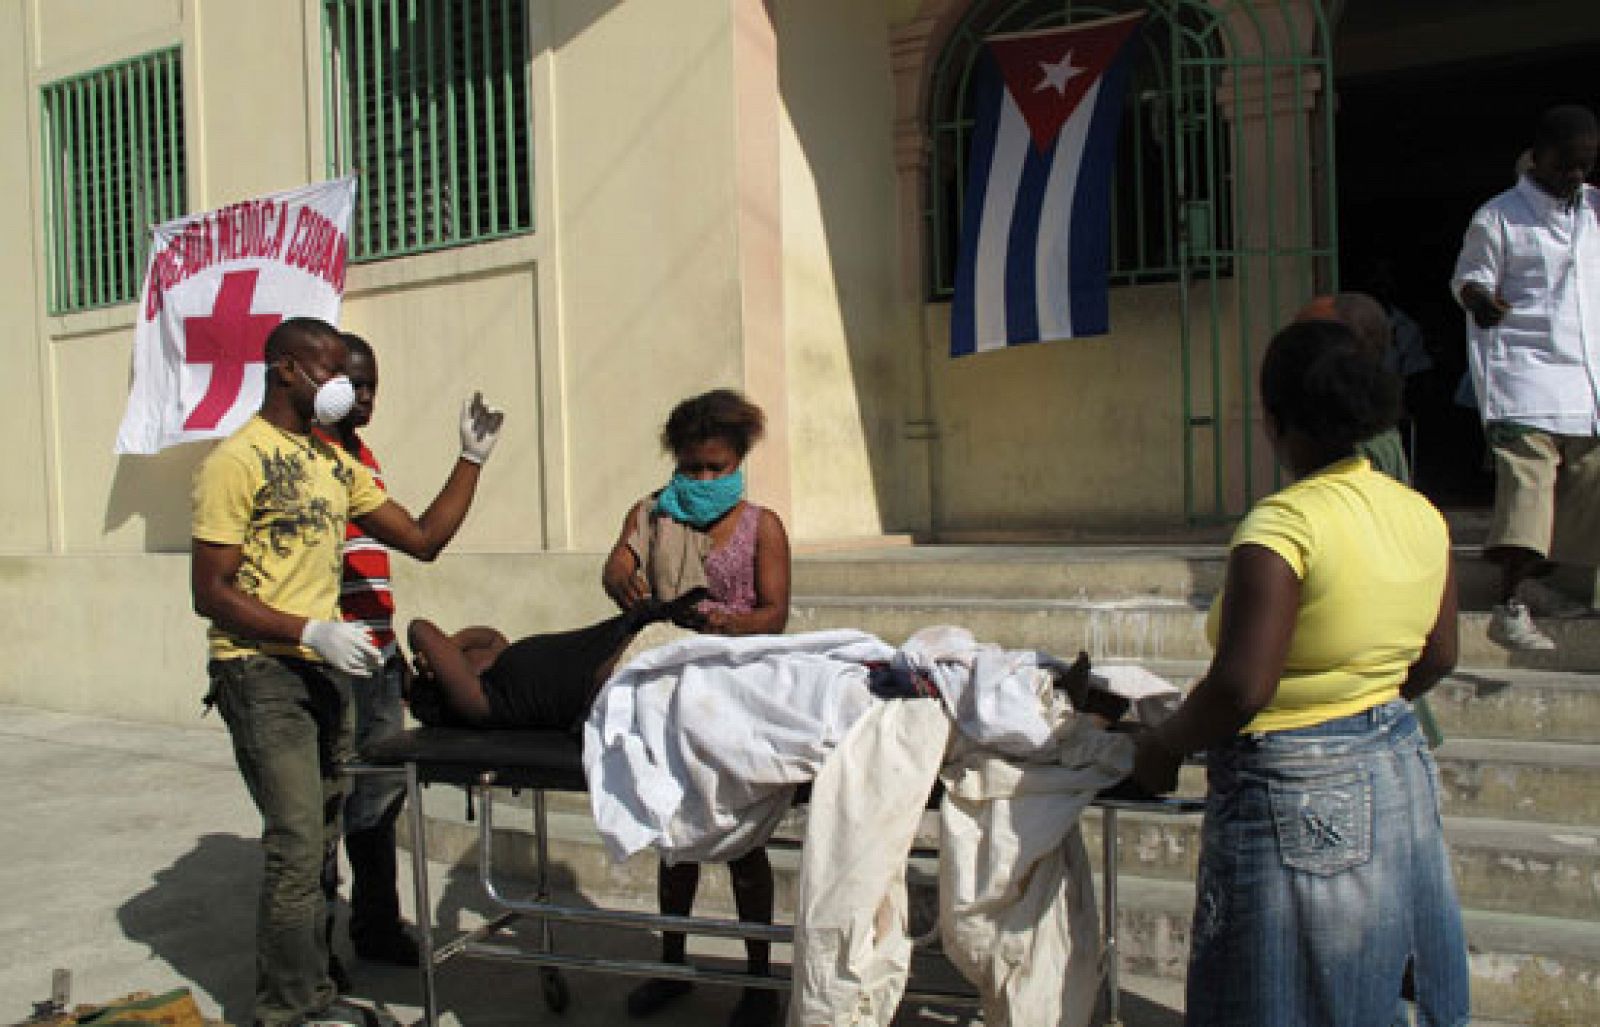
[
  {"x1": 773, "y1": 0, "x2": 929, "y2": 540},
  {"x1": 2, "y1": 0, "x2": 1330, "y2": 724},
  {"x1": 0, "y1": 0, "x2": 49, "y2": 552},
  {"x1": 0, "y1": 0, "x2": 763, "y2": 722},
  {"x1": 551, "y1": 1, "x2": 750, "y2": 548},
  {"x1": 921, "y1": 285, "x2": 1227, "y2": 533}
]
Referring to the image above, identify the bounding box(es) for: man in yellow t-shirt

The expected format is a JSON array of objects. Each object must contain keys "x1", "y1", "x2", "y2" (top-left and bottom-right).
[{"x1": 191, "y1": 316, "x2": 504, "y2": 1027}]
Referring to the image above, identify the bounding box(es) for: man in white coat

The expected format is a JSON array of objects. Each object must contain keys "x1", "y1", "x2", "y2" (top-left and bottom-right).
[{"x1": 1452, "y1": 104, "x2": 1600, "y2": 650}]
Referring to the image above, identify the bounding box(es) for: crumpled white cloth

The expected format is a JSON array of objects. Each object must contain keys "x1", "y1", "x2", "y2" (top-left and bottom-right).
[
  {"x1": 584, "y1": 624, "x2": 1183, "y2": 1027},
  {"x1": 788, "y1": 698, "x2": 952, "y2": 1027},
  {"x1": 939, "y1": 713, "x2": 1134, "y2": 1027},
  {"x1": 582, "y1": 629, "x2": 891, "y2": 864},
  {"x1": 793, "y1": 626, "x2": 1177, "y2": 1027},
  {"x1": 898, "y1": 625, "x2": 1073, "y2": 755}
]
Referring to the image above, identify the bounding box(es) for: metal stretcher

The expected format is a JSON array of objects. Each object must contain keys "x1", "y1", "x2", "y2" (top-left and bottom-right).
[{"x1": 350, "y1": 726, "x2": 1203, "y2": 1027}]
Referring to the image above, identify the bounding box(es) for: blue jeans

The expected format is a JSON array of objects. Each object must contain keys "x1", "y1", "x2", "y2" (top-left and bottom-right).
[
  {"x1": 330, "y1": 656, "x2": 410, "y2": 947},
  {"x1": 1185, "y1": 700, "x2": 1470, "y2": 1026},
  {"x1": 343, "y1": 657, "x2": 406, "y2": 834},
  {"x1": 211, "y1": 656, "x2": 354, "y2": 1026}
]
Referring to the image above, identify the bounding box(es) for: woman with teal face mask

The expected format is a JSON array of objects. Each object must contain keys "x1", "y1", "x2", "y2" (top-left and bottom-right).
[{"x1": 601, "y1": 388, "x2": 792, "y2": 1027}]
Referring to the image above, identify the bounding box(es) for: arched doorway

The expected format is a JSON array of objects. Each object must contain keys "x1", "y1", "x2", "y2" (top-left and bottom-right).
[{"x1": 892, "y1": 0, "x2": 1336, "y2": 530}]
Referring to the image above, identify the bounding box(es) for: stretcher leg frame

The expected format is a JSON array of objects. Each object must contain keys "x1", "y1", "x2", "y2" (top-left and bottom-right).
[
  {"x1": 405, "y1": 761, "x2": 440, "y2": 1027},
  {"x1": 377, "y1": 768, "x2": 981, "y2": 1025},
  {"x1": 1094, "y1": 795, "x2": 1205, "y2": 1027},
  {"x1": 1103, "y1": 806, "x2": 1123, "y2": 1027},
  {"x1": 353, "y1": 729, "x2": 1199, "y2": 1026}
]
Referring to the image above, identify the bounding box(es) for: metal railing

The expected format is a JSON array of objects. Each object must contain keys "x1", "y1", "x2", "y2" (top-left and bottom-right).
[
  {"x1": 40, "y1": 47, "x2": 186, "y2": 316},
  {"x1": 323, "y1": 0, "x2": 533, "y2": 262}
]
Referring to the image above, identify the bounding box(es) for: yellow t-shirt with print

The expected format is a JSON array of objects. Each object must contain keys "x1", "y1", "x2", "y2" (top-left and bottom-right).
[
  {"x1": 1206, "y1": 457, "x2": 1449, "y2": 733},
  {"x1": 192, "y1": 415, "x2": 388, "y2": 661}
]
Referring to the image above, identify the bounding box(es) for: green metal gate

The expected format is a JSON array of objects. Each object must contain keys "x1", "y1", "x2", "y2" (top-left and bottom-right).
[
  {"x1": 925, "y1": 0, "x2": 1337, "y2": 523},
  {"x1": 1167, "y1": 0, "x2": 1337, "y2": 520}
]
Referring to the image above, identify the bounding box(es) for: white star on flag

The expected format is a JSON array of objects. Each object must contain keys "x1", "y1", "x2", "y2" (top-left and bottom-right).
[{"x1": 1034, "y1": 50, "x2": 1083, "y2": 94}]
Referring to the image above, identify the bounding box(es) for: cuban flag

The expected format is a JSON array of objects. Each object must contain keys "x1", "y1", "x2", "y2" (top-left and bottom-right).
[{"x1": 951, "y1": 12, "x2": 1144, "y2": 356}]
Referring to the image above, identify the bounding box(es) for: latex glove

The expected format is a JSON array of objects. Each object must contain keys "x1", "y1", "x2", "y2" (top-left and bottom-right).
[
  {"x1": 459, "y1": 391, "x2": 505, "y2": 464},
  {"x1": 301, "y1": 619, "x2": 384, "y2": 675}
]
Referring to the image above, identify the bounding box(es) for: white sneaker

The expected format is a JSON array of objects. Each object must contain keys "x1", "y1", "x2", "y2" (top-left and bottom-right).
[
  {"x1": 1516, "y1": 578, "x2": 1591, "y2": 619},
  {"x1": 1489, "y1": 599, "x2": 1557, "y2": 651}
]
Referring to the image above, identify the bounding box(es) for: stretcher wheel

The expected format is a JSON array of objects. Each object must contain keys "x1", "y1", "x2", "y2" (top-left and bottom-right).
[{"x1": 540, "y1": 967, "x2": 569, "y2": 1012}]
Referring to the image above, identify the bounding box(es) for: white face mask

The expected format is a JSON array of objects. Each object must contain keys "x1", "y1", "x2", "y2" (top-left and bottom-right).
[{"x1": 297, "y1": 365, "x2": 358, "y2": 425}]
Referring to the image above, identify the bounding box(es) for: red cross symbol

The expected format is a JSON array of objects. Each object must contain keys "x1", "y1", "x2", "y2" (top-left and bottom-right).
[{"x1": 182, "y1": 269, "x2": 283, "y2": 430}]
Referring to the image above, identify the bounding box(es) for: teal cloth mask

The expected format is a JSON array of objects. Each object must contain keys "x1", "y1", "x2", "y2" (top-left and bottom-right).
[{"x1": 656, "y1": 468, "x2": 745, "y2": 528}]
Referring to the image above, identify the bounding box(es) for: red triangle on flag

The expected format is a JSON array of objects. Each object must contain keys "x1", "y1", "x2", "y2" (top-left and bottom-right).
[{"x1": 987, "y1": 11, "x2": 1144, "y2": 155}]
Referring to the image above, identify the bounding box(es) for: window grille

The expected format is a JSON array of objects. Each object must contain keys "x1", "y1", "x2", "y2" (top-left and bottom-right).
[
  {"x1": 323, "y1": 0, "x2": 533, "y2": 261},
  {"x1": 40, "y1": 48, "x2": 186, "y2": 315},
  {"x1": 926, "y1": 1, "x2": 1229, "y2": 300}
]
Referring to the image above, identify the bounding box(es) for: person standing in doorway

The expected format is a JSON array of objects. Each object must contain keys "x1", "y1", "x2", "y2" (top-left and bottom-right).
[{"x1": 1452, "y1": 103, "x2": 1600, "y2": 651}]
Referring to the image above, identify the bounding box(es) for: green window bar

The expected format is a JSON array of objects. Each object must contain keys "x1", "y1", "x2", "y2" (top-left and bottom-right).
[
  {"x1": 40, "y1": 47, "x2": 186, "y2": 316},
  {"x1": 323, "y1": 0, "x2": 533, "y2": 262},
  {"x1": 925, "y1": 0, "x2": 1214, "y2": 301}
]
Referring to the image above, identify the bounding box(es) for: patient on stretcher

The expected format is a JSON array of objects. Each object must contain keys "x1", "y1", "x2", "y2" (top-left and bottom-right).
[{"x1": 405, "y1": 588, "x2": 708, "y2": 731}]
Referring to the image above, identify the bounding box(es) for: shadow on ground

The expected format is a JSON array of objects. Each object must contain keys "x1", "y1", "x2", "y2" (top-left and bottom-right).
[
  {"x1": 111, "y1": 831, "x2": 1177, "y2": 1026},
  {"x1": 115, "y1": 833, "x2": 259, "y2": 1024}
]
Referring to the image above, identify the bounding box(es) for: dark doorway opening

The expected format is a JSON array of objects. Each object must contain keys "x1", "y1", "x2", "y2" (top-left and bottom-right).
[{"x1": 1334, "y1": 45, "x2": 1600, "y2": 508}]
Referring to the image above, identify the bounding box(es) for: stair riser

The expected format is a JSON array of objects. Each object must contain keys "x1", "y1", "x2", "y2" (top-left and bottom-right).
[
  {"x1": 403, "y1": 814, "x2": 1598, "y2": 1026},
  {"x1": 1435, "y1": 758, "x2": 1600, "y2": 826},
  {"x1": 793, "y1": 560, "x2": 1223, "y2": 604},
  {"x1": 1076, "y1": 815, "x2": 1600, "y2": 921},
  {"x1": 791, "y1": 602, "x2": 1600, "y2": 673},
  {"x1": 1111, "y1": 904, "x2": 1600, "y2": 1025},
  {"x1": 1429, "y1": 678, "x2": 1600, "y2": 744},
  {"x1": 1052, "y1": 663, "x2": 1600, "y2": 744},
  {"x1": 413, "y1": 793, "x2": 1598, "y2": 926},
  {"x1": 794, "y1": 556, "x2": 1512, "y2": 610}
]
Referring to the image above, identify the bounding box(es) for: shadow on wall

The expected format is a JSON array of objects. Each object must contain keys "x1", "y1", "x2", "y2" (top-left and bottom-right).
[{"x1": 105, "y1": 443, "x2": 214, "y2": 553}]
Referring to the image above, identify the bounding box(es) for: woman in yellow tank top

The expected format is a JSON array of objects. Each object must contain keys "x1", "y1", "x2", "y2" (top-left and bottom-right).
[{"x1": 1131, "y1": 319, "x2": 1470, "y2": 1025}]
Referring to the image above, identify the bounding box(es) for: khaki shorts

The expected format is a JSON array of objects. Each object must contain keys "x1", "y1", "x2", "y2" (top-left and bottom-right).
[{"x1": 1486, "y1": 424, "x2": 1600, "y2": 565}]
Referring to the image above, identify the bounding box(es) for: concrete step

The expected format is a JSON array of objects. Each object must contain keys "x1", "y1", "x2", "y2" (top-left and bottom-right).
[
  {"x1": 794, "y1": 545, "x2": 1228, "y2": 604},
  {"x1": 1431, "y1": 668, "x2": 1600, "y2": 744},
  {"x1": 1434, "y1": 738, "x2": 1600, "y2": 826},
  {"x1": 790, "y1": 596, "x2": 1600, "y2": 672},
  {"x1": 404, "y1": 790, "x2": 1600, "y2": 1026},
  {"x1": 1130, "y1": 660, "x2": 1600, "y2": 744},
  {"x1": 1113, "y1": 878, "x2": 1600, "y2": 1026},
  {"x1": 428, "y1": 788, "x2": 1600, "y2": 923},
  {"x1": 1148, "y1": 740, "x2": 1600, "y2": 826},
  {"x1": 1084, "y1": 809, "x2": 1600, "y2": 922},
  {"x1": 794, "y1": 545, "x2": 1539, "y2": 613}
]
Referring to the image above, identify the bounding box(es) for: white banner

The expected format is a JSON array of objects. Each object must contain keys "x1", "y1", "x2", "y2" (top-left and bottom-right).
[{"x1": 114, "y1": 176, "x2": 358, "y2": 454}]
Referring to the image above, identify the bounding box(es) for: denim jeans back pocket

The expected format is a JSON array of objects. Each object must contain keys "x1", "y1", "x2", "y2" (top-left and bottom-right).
[{"x1": 1269, "y1": 768, "x2": 1373, "y2": 876}]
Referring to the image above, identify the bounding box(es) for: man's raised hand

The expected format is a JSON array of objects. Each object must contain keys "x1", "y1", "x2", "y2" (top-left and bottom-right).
[{"x1": 459, "y1": 391, "x2": 505, "y2": 464}]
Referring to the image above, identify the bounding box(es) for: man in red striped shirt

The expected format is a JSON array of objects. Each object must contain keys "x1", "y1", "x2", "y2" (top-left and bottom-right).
[{"x1": 319, "y1": 332, "x2": 418, "y2": 980}]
